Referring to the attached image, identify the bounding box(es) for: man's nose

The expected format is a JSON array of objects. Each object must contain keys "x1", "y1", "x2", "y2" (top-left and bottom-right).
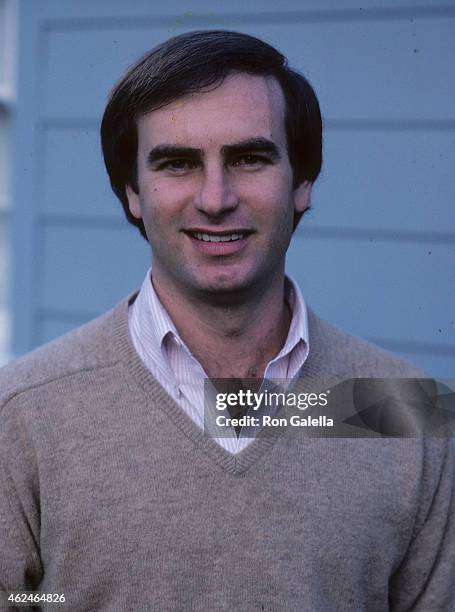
[{"x1": 194, "y1": 163, "x2": 239, "y2": 216}]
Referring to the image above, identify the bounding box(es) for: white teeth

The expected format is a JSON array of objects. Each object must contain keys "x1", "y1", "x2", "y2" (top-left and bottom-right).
[{"x1": 193, "y1": 232, "x2": 244, "y2": 242}]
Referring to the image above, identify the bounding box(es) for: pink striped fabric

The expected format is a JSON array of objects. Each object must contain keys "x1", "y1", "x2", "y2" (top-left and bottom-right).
[{"x1": 128, "y1": 269, "x2": 309, "y2": 454}]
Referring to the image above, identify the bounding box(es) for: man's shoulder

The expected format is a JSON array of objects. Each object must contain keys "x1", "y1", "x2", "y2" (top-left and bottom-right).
[
  {"x1": 0, "y1": 296, "x2": 132, "y2": 411},
  {"x1": 307, "y1": 308, "x2": 426, "y2": 378}
]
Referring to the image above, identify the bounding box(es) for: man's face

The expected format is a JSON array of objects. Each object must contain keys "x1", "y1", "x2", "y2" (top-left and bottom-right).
[{"x1": 126, "y1": 72, "x2": 311, "y2": 300}]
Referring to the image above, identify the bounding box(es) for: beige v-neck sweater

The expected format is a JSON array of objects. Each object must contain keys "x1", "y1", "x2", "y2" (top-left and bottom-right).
[{"x1": 0, "y1": 294, "x2": 454, "y2": 611}]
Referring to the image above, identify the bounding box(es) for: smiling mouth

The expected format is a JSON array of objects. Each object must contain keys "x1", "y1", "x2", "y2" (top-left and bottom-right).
[
  {"x1": 184, "y1": 228, "x2": 253, "y2": 243},
  {"x1": 192, "y1": 232, "x2": 245, "y2": 243}
]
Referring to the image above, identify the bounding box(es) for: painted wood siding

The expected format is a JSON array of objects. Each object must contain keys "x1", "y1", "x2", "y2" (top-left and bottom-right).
[{"x1": 13, "y1": 0, "x2": 455, "y2": 376}]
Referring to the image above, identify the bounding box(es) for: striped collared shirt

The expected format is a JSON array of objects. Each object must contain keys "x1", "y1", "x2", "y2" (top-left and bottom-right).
[{"x1": 128, "y1": 269, "x2": 310, "y2": 454}]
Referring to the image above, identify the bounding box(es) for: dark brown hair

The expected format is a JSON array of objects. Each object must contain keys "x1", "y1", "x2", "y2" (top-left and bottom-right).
[{"x1": 101, "y1": 30, "x2": 322, "y2": 238}]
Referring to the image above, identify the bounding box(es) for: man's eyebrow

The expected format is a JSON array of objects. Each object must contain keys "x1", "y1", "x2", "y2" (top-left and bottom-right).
[
  {"x1": 222, "y1": 138, "x2": 281, "y2": 159},
  {"x1": 147, "y1": 145, "x2": 202, "y2": 165}
]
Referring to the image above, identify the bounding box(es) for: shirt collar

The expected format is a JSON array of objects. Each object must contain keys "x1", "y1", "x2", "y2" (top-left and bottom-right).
[
  {"x1": 129, "y1": 268, "x2": 182, "y2": 361},
  {"x1": 281, "y1": 274, "x2": 309, "y2": 356}
]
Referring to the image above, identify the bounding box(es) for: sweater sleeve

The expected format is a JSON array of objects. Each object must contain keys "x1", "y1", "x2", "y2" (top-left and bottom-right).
[
  {"x1": 0, "y1": 399, "x2": 43, "y2": 597},
  {"x1": 388, "y1": 437, "x2": 455, "y2": 611}
]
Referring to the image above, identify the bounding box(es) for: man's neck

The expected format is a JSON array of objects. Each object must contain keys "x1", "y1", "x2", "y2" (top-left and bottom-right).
[{"x1": 151, "y1": 273, "x2": 291, "y2": 380}]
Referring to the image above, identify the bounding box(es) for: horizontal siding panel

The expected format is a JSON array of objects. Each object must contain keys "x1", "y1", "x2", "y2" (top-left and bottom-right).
[
  {"x1": 43, "y1": 26, "x2": 190, "y2": 119},
  {"x1": 286, "y1": 236, "x2": 455, "y2": 348},
  {"x1": 36, "y1": 314, "x2": 93, "y2": 347},
  {"x1": 41, "y1": 127, "x2": 120, "y2": 219},
  {"x1": 372, "y1": 348, "x2": 455, "y2": 379},
  {"x1": 39, "y1": 224, "x2": 149, "y2": 313},
  {"x1": 307, "y1": 129, "x2": 455, "y2": 233},
  {"x1": 42, "y1": 17, "x2": 455, "y2": 120},
  {"x1": 34, "y1": 1, "x2": 451, "y2": 21}
]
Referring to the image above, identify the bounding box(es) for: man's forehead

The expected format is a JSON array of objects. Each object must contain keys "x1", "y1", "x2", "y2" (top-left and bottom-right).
[{"x1": 136, "y1": 72, "x2": 287, "y2": 142}]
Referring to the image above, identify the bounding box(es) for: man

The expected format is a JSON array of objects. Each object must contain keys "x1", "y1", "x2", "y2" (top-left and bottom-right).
[{"x1": 1, "y1": 30, "x2": 454, "y2": 611}]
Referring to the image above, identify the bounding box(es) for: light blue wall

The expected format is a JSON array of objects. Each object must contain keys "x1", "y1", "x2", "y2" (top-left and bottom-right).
[{"x1": 13, "y1": 0, "x2": 455, "y2": 376}]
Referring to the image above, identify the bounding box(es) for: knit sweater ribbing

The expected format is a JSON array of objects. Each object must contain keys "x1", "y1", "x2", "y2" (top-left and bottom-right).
[{"x1": 0, "y1": 294, "x2": 454, "y2": 611}]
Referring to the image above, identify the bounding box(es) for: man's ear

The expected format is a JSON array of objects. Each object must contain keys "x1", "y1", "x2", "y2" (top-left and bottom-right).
[
  {"x1": 125, "y1": 184, "x2": 142, "y2": 220},
  {"x1": 293, "y1": 180, "x2": 313, "y2": 215}
]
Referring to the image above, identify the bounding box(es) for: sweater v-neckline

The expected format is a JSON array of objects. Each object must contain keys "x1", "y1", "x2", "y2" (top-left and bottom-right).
[{"x1": 112, "y1": 294, "x2": 329, "y2": 475}]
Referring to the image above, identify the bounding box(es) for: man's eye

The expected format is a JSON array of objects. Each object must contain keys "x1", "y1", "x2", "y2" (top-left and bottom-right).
[
  {"x1": 159, "y1": 159, "x2": 198, "y2": 172},
  {"x1": 232, "y1": 155, "x2": 267, "y2": 168}
]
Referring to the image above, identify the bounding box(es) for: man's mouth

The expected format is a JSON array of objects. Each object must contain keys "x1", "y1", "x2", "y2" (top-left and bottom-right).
[
  {"x1": 192, "y1": 232, "x2": 245, "y2": 243},
  {"x1": 183, "y1": 229, "x2": 252, "y2": 255}
]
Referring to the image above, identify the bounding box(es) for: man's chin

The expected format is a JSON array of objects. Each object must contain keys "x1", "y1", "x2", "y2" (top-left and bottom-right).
[{"x1": 186, "y1": 274, "x2": 259, "y2": 302}]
